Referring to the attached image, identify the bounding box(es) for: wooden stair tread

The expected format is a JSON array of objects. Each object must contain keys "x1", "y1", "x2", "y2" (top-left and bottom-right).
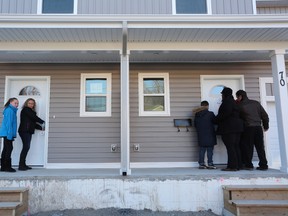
[
  {"x1": 0, "y1": 188, "x2": 28, "y2": 193},
  {"x1": 0, "y1": 202, "x2": 22, "y2": 209},
  {"x1": 223, "y1": 185, "x2": 288, "y2": 191},
  {"x1": 229, "y1": 199, "x2": 288, "y2": 207}
]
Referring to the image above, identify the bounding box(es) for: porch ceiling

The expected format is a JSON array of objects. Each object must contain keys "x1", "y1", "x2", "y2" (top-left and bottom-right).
[{"x1": 0, "y1": 15, "x2": 287, "y2": 63}]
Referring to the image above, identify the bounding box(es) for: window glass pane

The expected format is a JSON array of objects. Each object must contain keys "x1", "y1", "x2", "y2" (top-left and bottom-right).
[
  {"x1": 210, "y1": 85, "x2": 224, "y2": 98},
  {"x1": 176, "y1": 0, "x2": 207, "y2": 14},
  {"x1": 144, "y1": 96, "x2": 165, "y2": 111},
  {"x1": 86, "y1": 79, "x2": 107, "y2": 94},
  {"x1": 143, "y1": 78, "x2": 164, "y2": 94},
  {"x1": 42, "y1": 0, "x2": 74, "y2": 14},
  {"x1": 86, "y1": 96, "x2": 106, "y2": 112},
  {"x1": 19, "y1": 86, "x2": 40, "y2": 96}
]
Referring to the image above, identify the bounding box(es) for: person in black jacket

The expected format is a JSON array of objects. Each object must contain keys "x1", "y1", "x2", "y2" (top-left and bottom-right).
[
  {"x1": 214, "y1": 87, "x2": 244, "y2": 171},
  {"x1": 236, "y1": 90, "x2": 269, "y2": 171},
  {"x1": 18, "y1": 98, "x2": 45, "y2": 171},
  {"x1": 194, "y1": 101, "x2": 217, "y2": 169}
]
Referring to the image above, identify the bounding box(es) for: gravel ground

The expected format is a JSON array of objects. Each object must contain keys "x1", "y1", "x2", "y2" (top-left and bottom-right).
[{"x1": 31, "y1": 208, "x2": 220, "y2": 216}]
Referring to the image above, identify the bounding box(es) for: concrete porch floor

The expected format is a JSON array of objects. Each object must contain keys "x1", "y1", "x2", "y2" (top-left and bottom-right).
[
  {"x1": 0, "y1": 166, "x2": 287, "y2": 180},
  {"x1": 1, "y1": 166, "x2": 288, "y2": 215}
]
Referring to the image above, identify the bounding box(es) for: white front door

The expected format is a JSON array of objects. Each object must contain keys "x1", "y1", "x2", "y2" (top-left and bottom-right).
[
  {"x1": 5, "y1": 76, "x2": 50, "y2": 167},
  {"x1": 200, "y1": 75, "x2": 245, "y2": 164}
]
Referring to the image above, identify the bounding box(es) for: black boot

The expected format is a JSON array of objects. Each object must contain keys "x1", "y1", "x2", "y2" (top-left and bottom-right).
[
  {"x1": 6, "y1": 159, "x2": 16, "y2": 172},
  {"x1": 18, "y1": 160, "x2": 28, "y2": 171},
  {"x1": 0, "y1": 158, "x2": 6, "y2": 171}
]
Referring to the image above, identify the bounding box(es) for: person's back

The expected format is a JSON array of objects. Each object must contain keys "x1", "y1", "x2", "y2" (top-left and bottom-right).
[
  {"x1": 193, "y1": 101, "x2": 217, "y2": 169},
  {"x1": 236, "y1": 90, "x2": 269, "y2": 171}
]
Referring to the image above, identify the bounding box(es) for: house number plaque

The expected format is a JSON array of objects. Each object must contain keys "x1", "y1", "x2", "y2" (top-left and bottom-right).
[{"x1": 279, "y1": 71, "x2": 286, "y2": 86}]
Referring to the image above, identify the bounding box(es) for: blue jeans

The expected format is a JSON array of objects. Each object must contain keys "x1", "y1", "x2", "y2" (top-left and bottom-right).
[{"x1": 198, "y1": 146, "x2": 214, "y2": 165}]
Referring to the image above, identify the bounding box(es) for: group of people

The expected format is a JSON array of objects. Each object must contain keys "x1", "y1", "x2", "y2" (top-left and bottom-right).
[
  {"x1": 194, "y1": 87, "x2": 269, "y2": 171},
  {"x1": 0, "y1": 97, "x2": 45, "y2": 172}
]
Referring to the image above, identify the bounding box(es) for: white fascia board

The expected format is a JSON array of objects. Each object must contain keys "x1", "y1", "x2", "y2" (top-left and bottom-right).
[
  {"x1": 128, "y1": 41, "x2": 288, "y2": 51},
  {"x1": 0, "y1": 15, "x2": 288, "y2": 28}
]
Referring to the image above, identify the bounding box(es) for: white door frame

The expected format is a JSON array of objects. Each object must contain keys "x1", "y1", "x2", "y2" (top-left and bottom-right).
[
  {"x1": 4, "y1": 76, "x2": 50, "y2": 167},
  {"x1": 200, "y1": 75, "x2": 245, "y2": 164},
  {"x1": 259, "y1": 77, "x2": 288, "y2": 169}
]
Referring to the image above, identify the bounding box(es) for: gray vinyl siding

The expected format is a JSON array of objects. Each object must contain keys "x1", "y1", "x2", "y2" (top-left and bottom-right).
[
  {"x1": 257, "y1": 6, "x2": 288, "y2": 14},
  {"x1": 129, "y1": 63, "x2": 272, "y2": 163},
  {"x1": 0, "y1": 0, "x2": 37, "y2": 14},
  {"x1": 212, "y1": 0, "x2": 254, "y2": 14},
  {"x1": 78, "y1": 0, "x2": 172, "y2": 14},
  {"x1": 0, "y1": 62, "x2": 274, "y2": 164}
]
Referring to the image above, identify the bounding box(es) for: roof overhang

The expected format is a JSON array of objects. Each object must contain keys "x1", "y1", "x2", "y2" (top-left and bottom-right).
[{"x1": 0, "y1": 15, "x2": 287, "y2": 63}]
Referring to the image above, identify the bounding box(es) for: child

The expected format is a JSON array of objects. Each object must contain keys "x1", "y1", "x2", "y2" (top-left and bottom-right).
[
  {"x1": 0, "y1": 97, "x2": 19, "y2": 172},
  {"x1": 194, "y1": 101, "x2": 217, "y2": 169}
]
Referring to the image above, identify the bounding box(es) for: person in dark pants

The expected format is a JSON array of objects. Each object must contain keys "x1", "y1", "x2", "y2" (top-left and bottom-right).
[
  {"x1": 18, "y1": 98, "x2": 45, "y2": 171},
  {"x1": 214, "y1": 87, "x2": 244, "y2": 171},
  {"x1": 194, "y1": 101, "x2": 217, "y2": 169},
  {"x1": 236, "y1": 90, "x2": 269, "y2": 171},
  {"x1": 0, "y1": 97, "x2": 19, "y2": 172}
]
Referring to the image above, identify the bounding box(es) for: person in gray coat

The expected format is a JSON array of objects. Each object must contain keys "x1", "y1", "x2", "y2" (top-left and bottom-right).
[
  {"x1": 236, "y1": 90, "x2": 269, "y2": 171},
  {"x1": 194, "y1": 101, "x2": 217, "y2": 169}
]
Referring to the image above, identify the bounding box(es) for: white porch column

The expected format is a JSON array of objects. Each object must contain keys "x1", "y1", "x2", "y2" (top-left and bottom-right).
[
  {"x1": 120, "y1": 51, "x2": 131, "y2": 176},
  {"x1": 270, "y1": 49, "x2": 288, "y2": 173}
]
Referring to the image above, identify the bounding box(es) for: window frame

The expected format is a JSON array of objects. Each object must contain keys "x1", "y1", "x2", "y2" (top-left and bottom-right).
[
  {"x1": 37, "y1": 0, "x2": 78, "y2": 15},
  {"x1": 80, "y1": 73, "x2": 112, "y2": 117},
  {"x1": 172, "y1": 0, "x2": 212, "y2": 15},
  {"x1": 138, "y1": 73, "x2": 170, "y2": 117}
]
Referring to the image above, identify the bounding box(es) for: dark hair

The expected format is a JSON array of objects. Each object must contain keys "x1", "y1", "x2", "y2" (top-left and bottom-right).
[
  {"x1": 4, "y1": 97, "x2": 18, "y2": 107},
  {"x1": 236, "y1": 90, "x2": 247, "y2": 98},
  {"x1": 201, "y1": 100, "x2": 209, "y2": 106},
  {"x1": 221, "y1": 87, "x2": 233, "y2": 97}
]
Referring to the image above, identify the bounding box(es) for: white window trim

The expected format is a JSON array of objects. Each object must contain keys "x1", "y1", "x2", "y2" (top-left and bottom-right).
[
  {"x1": 37, "y1": 0, "x2": 77, "y2": 15},
  {"x1": 138, "y1": 73, "x2": 170, "y2": 117},
  {"x1": 80, "y1": 73, "x2": 112, "y2": 117},
  {"x1": 172, "y1": 0, "x2": 212, "y2": 15}
]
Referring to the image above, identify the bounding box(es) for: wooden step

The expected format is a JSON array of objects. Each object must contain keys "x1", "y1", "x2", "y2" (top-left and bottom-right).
[
  {"x1": 227, "y1": 199, "x2": 288, "y2": 216},
  {"x1": 0, "y1": 187, "x2": 28, "y2": 202},
  {"x1": 0, "y1": 188, "x2": 29, "y2": 216},
  {"x1": 0, "y1": 202, "x2": 24, "y2": 216},
  {"x1": 223, "y1": 185, "x2": 288, "y2": 208},
  {"x1": 222, "y1": 185, "x2": 288, "y2": 216}
]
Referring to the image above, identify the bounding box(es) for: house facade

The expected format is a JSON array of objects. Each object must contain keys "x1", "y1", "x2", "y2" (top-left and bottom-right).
[{"x1": 0, "y1": 0, "x2": 287, "y2": 175}]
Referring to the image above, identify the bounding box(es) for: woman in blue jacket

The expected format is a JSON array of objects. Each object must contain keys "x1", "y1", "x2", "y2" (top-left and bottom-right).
[
  {"x1": 0, "y1": 97, "x2": 19, "y2": 172},
  {"x1": 18, "y1": 98, "x2": 45, "y2": 171}
]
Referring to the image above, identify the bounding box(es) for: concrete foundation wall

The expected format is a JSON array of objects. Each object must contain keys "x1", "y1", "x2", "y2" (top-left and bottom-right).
[{"x1": 1, "y1": 176, "x2": 288, "y2": 215}]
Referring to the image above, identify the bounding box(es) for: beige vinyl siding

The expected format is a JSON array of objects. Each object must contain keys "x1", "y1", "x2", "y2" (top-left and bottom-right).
[
  {"x1": 257, "y1": 6, "x2": 288, "y2": 14},
  {"x1": 0, "y1": 62, "x2": 274, "y2": 164},
  {"x1": 212, "y1": 0, "x2": 254, "y2": 14},
  {"x1": 78, "y1": 0, "x2": 172, "y2": 15},
  {"x1": 0, "y1": 0, "x2": 37, "y2": 14}
]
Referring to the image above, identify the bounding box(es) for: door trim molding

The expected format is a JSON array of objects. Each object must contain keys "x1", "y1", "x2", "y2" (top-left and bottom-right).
[{"x1": 5, "y1": 76, "x2": 51, "y2": 167}]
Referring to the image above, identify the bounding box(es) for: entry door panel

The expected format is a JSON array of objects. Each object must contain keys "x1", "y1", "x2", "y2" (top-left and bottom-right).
[
  {"x1": 6, "y1": 77, "x2": 49, "y2": 166},
  {"x1": 201, "y1": 75, "x2": 244, "y2": 164}
]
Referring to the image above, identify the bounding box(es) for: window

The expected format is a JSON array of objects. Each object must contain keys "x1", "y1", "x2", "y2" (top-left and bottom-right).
[
  {"x1": 19, "y1": 86, "x2": 40, "y2": 96},
  {"x1": 175, "y1": 0, "x2": 207, "y2": 14},
  {"x1": 41, "y1": 0, "x2": 74, "y2": 14},
  {"x1": 80, "y1": 74, "x2": 111, "y2": 117},
  {"x1": 139, "y1": 73, "x2": 170, "y2": 116}
]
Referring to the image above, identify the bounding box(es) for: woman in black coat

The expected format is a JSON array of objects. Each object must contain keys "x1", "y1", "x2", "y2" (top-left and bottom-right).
[
  {"x1": 18, "y1": 98, "x2": 45, "y2": 171},
  {"x1": 214, "y1": 87, "x2": 243, "y2": 171}
]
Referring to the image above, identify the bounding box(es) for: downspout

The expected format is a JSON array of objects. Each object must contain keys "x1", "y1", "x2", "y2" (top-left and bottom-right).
[{"x1": 120, "y1": 21, "x2": 131, "y2": 175}]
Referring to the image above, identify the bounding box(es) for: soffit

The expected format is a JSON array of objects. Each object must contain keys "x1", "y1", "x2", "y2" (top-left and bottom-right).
[{"x1": 0, "y1": 15, "x2": 287, "y2": 63}]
